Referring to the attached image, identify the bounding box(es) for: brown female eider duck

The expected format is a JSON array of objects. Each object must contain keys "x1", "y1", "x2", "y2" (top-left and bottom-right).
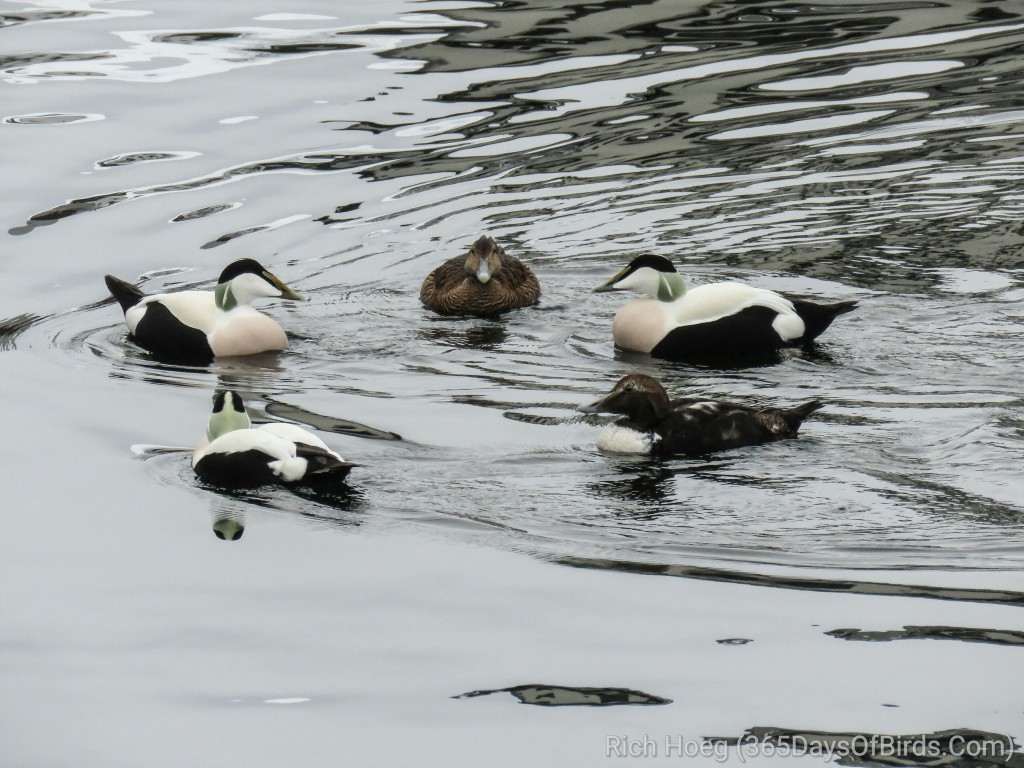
[
  {"x1": 594, "y1": 255, "x2": 856, "y2": 360},
  {"x1": 420, "y1": 235, "x2": 540, "y2": 316},
  {"x1": 579, "y1": 374, "x2": 823, "y2": 456}
]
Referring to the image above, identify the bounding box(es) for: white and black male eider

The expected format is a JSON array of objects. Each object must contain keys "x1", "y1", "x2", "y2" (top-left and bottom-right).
[
  {"x1": 594, "y1": 255, "x2": 856, "y2": 360},
  {"x1": 579, "y1": 374, "x2": 823, "y2": 456},
  {"x1": 105, "y1": 259, "x2": 305, "y2": 364},
  {"x1": 420, "y1": 235, "x2": 541, "y2": 316},
  {"x1": 192, "y1": 391, "x2": 358, "y2": 488}
]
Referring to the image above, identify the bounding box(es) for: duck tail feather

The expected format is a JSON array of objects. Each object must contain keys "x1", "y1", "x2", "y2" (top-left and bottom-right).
[
  {"x1": 789, "y1": 299, "x2": 858, "y2": 342},
  {"x1": 104, "y1": 275, "x2": 146, "y2": 313},
  {"x1": 784, "y1": 400, "x2": 825, "y2": 431},
  {"x1": 295, "y1": 444, "x2": 360, "y2": 481}
]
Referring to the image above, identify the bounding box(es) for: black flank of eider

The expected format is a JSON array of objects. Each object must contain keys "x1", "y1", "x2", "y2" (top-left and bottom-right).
[
  {"x1": 194, "y1": 449, "x2": 279, "y2": 488},
  {"x1": 787, "y1": 299, "x2": 858, "y2": 343},
  {"x1": 132, "y1": 301, "x2": 214, "y2": 364},
  {"x1": 651, "y1": 305, "x2": 784, "y2": 360},
  {"x1": 104, "y1": 274, "x2": 147, "y2": 313},
  {"x1": 218, "y1": 258, "x2": 267, "y2": 284}
]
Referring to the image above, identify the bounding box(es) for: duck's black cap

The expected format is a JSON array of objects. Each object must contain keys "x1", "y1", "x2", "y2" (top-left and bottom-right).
[
  {"x1": 212, "y1": 390, "x2": 246, "y2": 413},
  {"x1": 627, "y1": 255, "x2": 677, "y2": 274},
  {"x1": 218, "y1": 259, "x2": 269, "y2": 284}
]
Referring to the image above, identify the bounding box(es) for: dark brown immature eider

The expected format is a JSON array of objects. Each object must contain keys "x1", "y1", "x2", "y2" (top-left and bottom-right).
[
  {"x1": 105, "y1": 258, "x2": 305, "y2": 364},
  {"x1": 593, "y1": 255, "x2": 856, "y2": 361},
  {"x1": 420, "y1": 235, "x2": 541, "y2": 317},
  {"x1": 578, "y1": 374, "x2": 823, "y2": 456}
]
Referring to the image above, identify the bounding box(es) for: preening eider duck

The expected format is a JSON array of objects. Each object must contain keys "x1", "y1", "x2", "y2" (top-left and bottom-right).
[
  {"x1": 192, "y1": 391, "x2": 358, "y2": 488},
  {"x1": 105, "y1": 259, "x2": 305, "y2": 364},
  {"x1": 579, "y1": 374, "x2": 823, "y2": 456},
  {"x1": 594, "y1": 255, "x2": 856, "y2": 360},
  {"x1": 420, "y1": 235, "x2": 540, "y2": 316}
]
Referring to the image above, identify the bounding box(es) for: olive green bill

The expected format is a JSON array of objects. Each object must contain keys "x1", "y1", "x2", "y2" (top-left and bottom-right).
[
  {"x1": 593, "y1": 264, "x2": 631, "y2": 293},
  {"x1": 264, "y1": 270, "x2": 306, "y2": 301}
]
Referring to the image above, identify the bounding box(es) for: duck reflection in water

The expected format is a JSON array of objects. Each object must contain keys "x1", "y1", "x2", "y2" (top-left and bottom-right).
[
  {"x1": 204, "y1": 484, "x2": 365, "y2": 541},
  {"x1": 589, "y1": 461, "x2": 678, "y2": 517},
  {"x1": 211, "y1": 509, "x2": 245, "y2": 541},
  {"x1": 419, "y1": 317, "x2": 509, "y2": 350}
]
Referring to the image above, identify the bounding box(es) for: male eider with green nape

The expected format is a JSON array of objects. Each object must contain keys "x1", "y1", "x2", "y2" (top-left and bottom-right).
[
  {"x1": 579, "y1": 374, "x2": 823, "y2": 456},
  {"x1": 594, "y1": 255, "x2": 856, "y2": 360},
  {"x1": 420, "y1": 235, "x2": 540, "y2": 316},
  {"x1": 105, "y1": 258, "x2": 305, "y2": 364},
  {"x1": 193, "y1": 391, "x2": 358, "y2": 488}
]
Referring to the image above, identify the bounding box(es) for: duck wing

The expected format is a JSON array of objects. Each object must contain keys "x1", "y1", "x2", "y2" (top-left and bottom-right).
[
  {"x1": 193, "y1": 430, "x2": 293, "y2": 487},
  {"x1": 655, "y1": 400, "x2": 774, "y2": 456},
  {"x1": 256, "y1": 423, "x2": 358, "y2": 481},
  {"x1": 420, "y1": 256, "x2": 466, "y2": 309},
  {"x1": 652, "y1": 305, "x2": 790, "y2": 359},
  {"x1": 656, "y1": 399, "x2": 823, "y2": 456},
  {"x1": 292, "y1": 443, "x2": 359, "y2": 482},
  {"x1": 495, "y1": 254, "x2": 541, "y2": 303}
]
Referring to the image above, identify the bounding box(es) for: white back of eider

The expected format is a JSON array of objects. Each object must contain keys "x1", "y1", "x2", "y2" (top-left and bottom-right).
[
  {"x1": 257, "y1": 423, "x2": 336, "y2": 455},
  {"x1": 126, "y1": 291, "x2": 219, "y2": 334},
  {"x1": 193, "y1": 428, "x2": 308, "y2": 481},
  {"x1": 675, "y1": 283, "x2": 805, "y2": 341},
  {"x1": 193, "y1": 428, "x2": 294, "y2": 466}
]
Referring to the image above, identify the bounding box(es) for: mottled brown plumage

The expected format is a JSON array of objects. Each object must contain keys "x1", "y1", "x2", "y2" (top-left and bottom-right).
[{"x1": 420, "y1": 235, "x2": 541, "y2": 316}]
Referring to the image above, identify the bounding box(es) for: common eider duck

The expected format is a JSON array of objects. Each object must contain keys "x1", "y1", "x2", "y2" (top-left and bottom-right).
[
  {"x1": 192, "y1": 391, "x2": 358, "y2": 487},
  {"x1": 420, "y1": 235, "x2": 540, "y2": 316},
  {"x1": 105, "y1": 258, "x2": 305, "y2": 364},
  {"x1": 594, "y1": 255, "x2": 856, "y2": 360},
  {"x1": 579, "y1": 374, "x2": 823, "y2": 456}
]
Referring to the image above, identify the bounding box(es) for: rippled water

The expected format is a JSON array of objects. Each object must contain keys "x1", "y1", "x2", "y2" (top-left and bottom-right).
[{"x1": 3, "y1": 1, "x2": 1024, "y2": 764}]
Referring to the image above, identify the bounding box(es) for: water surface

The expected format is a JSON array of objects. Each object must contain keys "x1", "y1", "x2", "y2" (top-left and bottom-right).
[{"x1": 2, "y1": 1, "x2": 1023, "y2": 765}]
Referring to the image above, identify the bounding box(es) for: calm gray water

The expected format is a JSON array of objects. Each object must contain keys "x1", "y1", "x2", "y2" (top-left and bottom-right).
[{"x1": 2, "y1": 1, "x2": 1023, "y2": 765}]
